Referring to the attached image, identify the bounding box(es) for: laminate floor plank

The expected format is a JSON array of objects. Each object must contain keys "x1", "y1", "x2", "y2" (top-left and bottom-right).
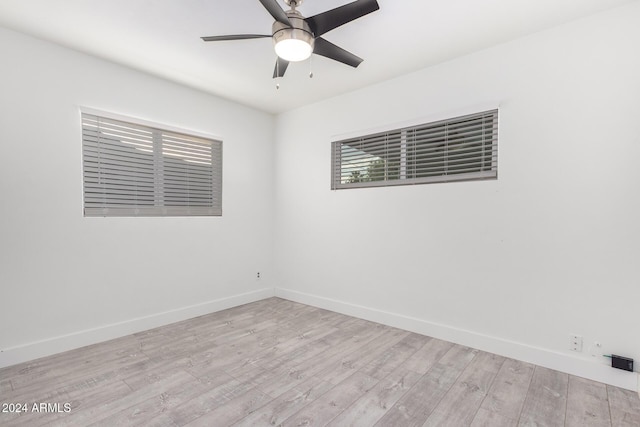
[
  {"x1": 1, "y1": 297, "x2": 637, "y2": 427},
  {"x1": 402, "y1": 338, "x2": 455, "y2": 375},
  {"x1": 229, "y1": 320, "x2": 392, "y2": 399},
  {"x1": 174, "y1": 324, "x2": 295, "y2": 376},
  {"x1": 0, "y1": 379, "x2": 12, "y2": 395},
  {"x1": 225, "y1": 308, "x2": 359, "y2": 373},
  {"x1": 212, "y1": 319, "x2": 371, "y2": 375},
  {"x1": 7, "y1": 338, "x2": 146, "y2": 391},
  {"x1": 327, "y1": 366, "x2": 423, "y2": 427},
  {"x1": 518, "y1": 366, "x2": 569, "y2": 427},
  {"x1": 138, "y1": 301, "x2": 315, "y2": 359},
  {"x1": 137, "y1": 316, "x2": 268, "y2": 353},
  {"x1": 8, "y1": 306, "x2": 296, "y2": 396},
  {"x1": 374, "y1": 345, "x2": 478, "y2": 427},
  {"x1": 226, "y1": 324, "x2": 342, "y2": 374},
  {"x1": 142, "y1": 375, "x2": 254, "y2": 427},
  {"x1": 565, "y1": 375, "x2": 611, "y2": 427},
  {"x1": 275, "y1": 307, "x2": 348, "y2": 333},
  {"x1": 471, "y1": 408, "x2": 518, "y2": 427},
  {"x1": 4, "y1": 353, "x2": 154, "y2": 404},
  {"x1": 359, "y1": 333, "x2": 431, "y2": 381},
  {"x1": 315, "y1": 327, "x2": 410, "y2": 386},
  {"x1": 135, "y1": 303, "x2": 272, "y2": 343},
  {"x1": 2, "y1": 378, "x2": 132, "y2": 426},
  {"x1": 230, "y1": 376, "x2": 334, "y2": 426},
  {"x1": 290, "y1": 326, "x2": 405, "y2": 385},
  {"x1": 472, "y1": 358, "x2": 534, "y2": 425},
  {"x1": 123, "y1": 360, "x2": 199, "y2": 392},
  {"x1": 141, "y1": 318, "x2": 280, "y2": 363},
  {"x1": 279, "y1": 371, "x2": 378, "y2": 426},
  {"x1": 48, "y1": 370, "x2": 198, "y2": 427},
  {"x1": 183, "y1": 387, "x2": 271, "y2": 427},
  {"x1": 155, "y1": 311, "x2": 317, "y2": 372},
  {"x1": 0, "y1": 335, "x2": 142, "y2": 382},
  {"x1": 423, "y1": 351, "x2": 505, "y2": 426},
  {"x1": 164, "y1": 300, "x2": 302, "y2": 338},
  {"x1": 607, "y1": 385, "x2": 640, "y2": 426},
  {"x1": 252, "y1": 319, "x2": 381, "y2": 375},
  {"x1": 90, "y1": 373, "x2": 233, "y2": 427}
]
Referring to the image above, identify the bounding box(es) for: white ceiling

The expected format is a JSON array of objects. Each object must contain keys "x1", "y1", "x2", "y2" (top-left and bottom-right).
[{"x1": 0, "y1": 0, "x2": 633, "y2": 113}]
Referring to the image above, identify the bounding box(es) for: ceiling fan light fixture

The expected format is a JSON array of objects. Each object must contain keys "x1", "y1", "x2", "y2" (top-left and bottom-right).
[
  {"x1": 272, "y1": 11, "x2": 315, "y2": 62},
  {"x1": 274, "y1": 38, "x2": 313, "y2": 62}
]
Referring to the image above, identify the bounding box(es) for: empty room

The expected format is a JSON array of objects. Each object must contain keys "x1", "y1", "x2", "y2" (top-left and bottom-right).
[{"x1": 1, "y1": 0, "x2": 639, "y2": 425}]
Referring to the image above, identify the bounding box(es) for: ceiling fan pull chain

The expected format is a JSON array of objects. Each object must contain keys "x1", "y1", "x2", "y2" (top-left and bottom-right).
[{"x1": 309, "y1": 55, "x2": 313, "y2": 79}]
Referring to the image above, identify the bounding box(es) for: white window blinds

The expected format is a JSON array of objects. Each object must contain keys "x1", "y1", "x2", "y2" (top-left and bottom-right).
[
  {"x1": 331, "y1": 109, "x2": 498, "y2": 189},
  {"x1": 82, "y1": 112, "x2": 222, "y2": 216}
]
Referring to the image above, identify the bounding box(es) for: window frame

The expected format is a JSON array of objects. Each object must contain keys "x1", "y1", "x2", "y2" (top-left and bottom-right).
[
  {"x1": 331, "y1": 108, "x2": 498, "y2": 190},
  {"x1": 80, "y1": 108, "x2": 222, "y2": 217}
]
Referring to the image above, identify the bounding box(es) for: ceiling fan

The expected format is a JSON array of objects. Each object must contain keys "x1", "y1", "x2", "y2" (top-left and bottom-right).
[{"x1": 201, "y1": 0, "x2": 380, "y2": 78}]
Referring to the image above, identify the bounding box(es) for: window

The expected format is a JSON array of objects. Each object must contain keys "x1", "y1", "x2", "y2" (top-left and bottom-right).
[
  {"x1": 82, "y1": 112, "x2": 222, "y2": 216},
  {"x1": 331, "y1": 109, "x2": 498, "y2": 189}
]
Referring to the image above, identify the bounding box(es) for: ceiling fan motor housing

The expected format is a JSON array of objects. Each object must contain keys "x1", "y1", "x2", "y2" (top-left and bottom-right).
[{"x1": 272, "y1": 10, "x2": 315, "y2": 61}]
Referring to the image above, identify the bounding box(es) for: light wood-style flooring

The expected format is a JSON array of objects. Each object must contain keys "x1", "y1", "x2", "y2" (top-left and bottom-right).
[{"x1": 1, "y1": 297, "x2": 638, "y2": 426}]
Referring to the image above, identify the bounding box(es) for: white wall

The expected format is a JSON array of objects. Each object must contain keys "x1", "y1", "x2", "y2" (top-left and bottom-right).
[
  {"x1": 0, "y1": 27, "x2": 275, "y2": 365},
  {"x1": 1, "y1": 2, "x2": 638, "y2": 391},
  {"x1": 274, "y1": 2, "x2": 640, "y2": 389}
]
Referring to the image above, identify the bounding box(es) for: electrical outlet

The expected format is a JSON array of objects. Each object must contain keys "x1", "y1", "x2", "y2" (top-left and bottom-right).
[
  {"x1": 589, "y1": 341, "x2": 602, "y2": 358},
  {"x1": 256, "y1": 272, "x2": 261, "y2": 280},
  {"x1": 569, "y1": 334, "x2": 583, "y2": 352}
]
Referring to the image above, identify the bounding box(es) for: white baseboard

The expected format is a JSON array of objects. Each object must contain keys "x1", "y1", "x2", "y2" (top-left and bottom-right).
[
  {"x1": 275, "y1": 287, "x2": 638, "y2": 392},
  {"x1": 3, "y1": 286, "x2": 637, "y2": 392},
  {"x1": 0, "y1": 288, "x2": 275, "y2": 369}
]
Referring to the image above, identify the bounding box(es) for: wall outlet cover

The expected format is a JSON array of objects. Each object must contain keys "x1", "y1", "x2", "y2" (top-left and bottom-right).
[{"x1": 569, "y1": 334, "x2": 583, "y2": 352}]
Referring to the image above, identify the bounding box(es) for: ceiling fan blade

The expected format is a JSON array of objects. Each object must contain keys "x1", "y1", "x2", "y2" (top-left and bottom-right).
[
  {"x1": 273, "y1": 57, "x2": 290, "y2": 78},
  {"x1": 305, "y1": 0, "x2": 379, "y2": 37},
  {"x1": 313, "y1": 37, "x2": 363, "y2": 68},
  {"x1": 201, "y1": 34, "x2": 271, "y2": 42},
  {"x1": 259, "y1": 0, "x2": 292, "y2": 27}
]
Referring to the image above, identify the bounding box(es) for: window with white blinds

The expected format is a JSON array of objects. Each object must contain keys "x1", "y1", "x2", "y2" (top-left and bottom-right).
[
  {"x1": 82, "y1": 112, "x2": 222, "y2": 216},
  {"x1": 331, "y1": 109, "x2": 498, "y2": 189}
]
